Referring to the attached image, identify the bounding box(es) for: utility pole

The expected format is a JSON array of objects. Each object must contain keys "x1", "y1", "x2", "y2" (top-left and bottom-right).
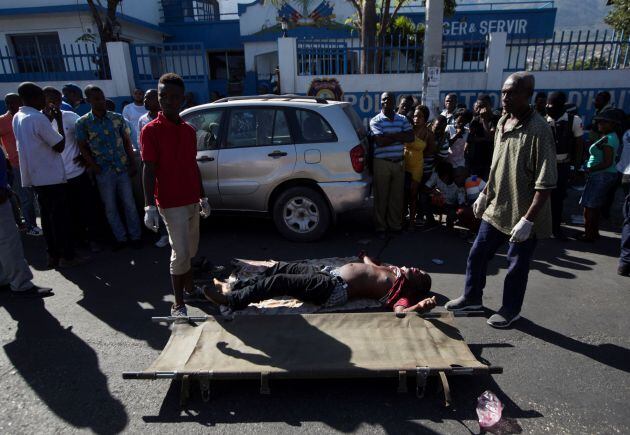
[{"x1": 422, "y1": 0, "x2": 444, "y2": 118}]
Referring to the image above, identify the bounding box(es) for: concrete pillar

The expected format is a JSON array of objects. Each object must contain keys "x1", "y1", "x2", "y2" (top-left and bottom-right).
[
  {"x1": 277, "y1": 37, "x2": 297, "y2": 94},
  {"x1": 422, "y1": 0, "x2": 444, "y2": 118},
  {"x1": 106, "y1": 41, "x2": 135, "y2": 97},
  {"x1": 485, "y1": 32, "x2": 508, "y2": 92}
]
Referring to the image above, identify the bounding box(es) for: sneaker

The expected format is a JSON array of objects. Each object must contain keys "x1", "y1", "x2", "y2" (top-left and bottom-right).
[
  {"x1": 155, "y1": 235, "x2": 169, "y2": 248},
  {"x1": 170, "y1": 304, "x2": 188, "y2": 317},
  {"x1": 487, "y1": 310, "x2": 521, "y2": 329},
  {"x1": 618, "y1": 263, "x2": 630, "y2": 277},
  {"x1": 183, "y1": 285, "x2": 207, "y2": 303},
  {"x1": 12, "y1": 285, "x2": 53, "y2": 298},
  {"x1": 444, "y1": 295, "x2": 483, "y2": 311},
  {"x1": 26, "y1": 226, "x2": 43, "y2": 237}
]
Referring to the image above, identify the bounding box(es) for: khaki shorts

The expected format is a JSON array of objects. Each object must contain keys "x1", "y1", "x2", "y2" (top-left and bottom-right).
[{"x1": 159, "y1": 203, "x2": 200, "y2": 275}]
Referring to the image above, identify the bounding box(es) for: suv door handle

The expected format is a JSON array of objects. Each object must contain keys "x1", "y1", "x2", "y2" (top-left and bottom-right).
[
  {"x1": 268, "y1": 151, "x2": 288, "y2": 158},
  {"x1": 197, "y1": 156, "x2": 215, "y2": 162}
]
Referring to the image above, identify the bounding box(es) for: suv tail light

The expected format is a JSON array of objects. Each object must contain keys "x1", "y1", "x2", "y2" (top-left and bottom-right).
[{"x1": 350, "y1": 145, "x2": 365, "y2": 173}]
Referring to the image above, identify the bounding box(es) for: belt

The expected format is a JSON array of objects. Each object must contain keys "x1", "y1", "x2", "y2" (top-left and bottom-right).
[{"x1": 377, "y1": 157, "x2": 403, "y2": 163}]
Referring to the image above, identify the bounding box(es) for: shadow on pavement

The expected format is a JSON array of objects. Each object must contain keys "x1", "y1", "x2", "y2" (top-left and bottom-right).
[
  {"x1": 515, "y1": 317, "x2": 630, "y2": 374},
  {"x1": 56, "y1": 248, "x2": 172, "y2": 350},
  {"x1": 0, "y1": 296, "x2": 128, "y2": 435}
]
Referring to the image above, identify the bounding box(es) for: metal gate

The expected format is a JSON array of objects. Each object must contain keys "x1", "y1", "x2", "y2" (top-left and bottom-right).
[{"x1": 130, "y1": 42, "x2": 209, "y2": 104}]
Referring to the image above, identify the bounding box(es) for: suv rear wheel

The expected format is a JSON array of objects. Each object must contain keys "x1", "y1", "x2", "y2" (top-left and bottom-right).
[{"x1": 272, "y1": 186, "x2": 331, "y2": 242}]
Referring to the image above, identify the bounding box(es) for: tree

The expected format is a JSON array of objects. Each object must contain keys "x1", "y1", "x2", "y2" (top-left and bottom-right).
[
  {"x1": 86, "y1": 0, "x2": 123, "y2": 44},
  {"x1": 605, "y1": 0, "x2": 630, "y2": 35},
  {"x1": 347, "y1": 0, "x2": 457, "y2": 73}
]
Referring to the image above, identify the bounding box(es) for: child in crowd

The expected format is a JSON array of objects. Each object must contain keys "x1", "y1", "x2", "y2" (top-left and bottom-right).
[
  {"x1": 456, "y1": 168, "x2": 487, "y2": 236},
  {"x1": 423, "y1": 161, "x2": 465, "y2": 229},
  {"x1": 446, "y1": 109, "x2": 473, "y2": 169}
]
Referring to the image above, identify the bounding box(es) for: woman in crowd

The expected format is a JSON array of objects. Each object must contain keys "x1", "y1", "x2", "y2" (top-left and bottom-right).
[
  {"x1": 404, "y1": 105, "x2": 435, "y2": 227},
  {"x1": 579, "y1": 109, "x2": 624, "y2": 242}
]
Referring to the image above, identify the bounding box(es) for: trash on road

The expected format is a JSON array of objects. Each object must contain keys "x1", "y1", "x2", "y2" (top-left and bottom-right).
[
  {"x1": 477, "y1": 390, "x2": 503, "y2": 428},
  {"x1": 432, "y1": 258, "x2": 444, "y2": 265}
]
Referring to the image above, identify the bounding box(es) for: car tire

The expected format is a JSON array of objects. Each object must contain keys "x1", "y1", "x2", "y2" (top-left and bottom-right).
[{"x1": 272, "y1": 186, "x2": 331, "y2": 242}]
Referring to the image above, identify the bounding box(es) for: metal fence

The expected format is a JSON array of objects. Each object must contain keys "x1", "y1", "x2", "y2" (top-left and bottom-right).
[
  {"x1": 297, "y1": 37, "x2": 423, "y2": 76},
  {"x1": 0, "y1": 43, "x2": 110, "y2": 82},
  {"x1": 131, "y1": 42, "x2": 210, "y2": 103},
  {"x1": 442, "y1": 38, "x2": 488, "y2": 72},
  {"x1": 296, "y1": 36, "x2": 487, "y2": 76},
  {"x1": 506, "y1": 30, "x2": 629, "y2": 71}
]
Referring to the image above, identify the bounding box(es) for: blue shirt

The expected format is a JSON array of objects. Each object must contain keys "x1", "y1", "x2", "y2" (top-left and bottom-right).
[
  {"x1": 588, "y1": 132, "x2": 619, "y2": 174},
  {"x1": 75, "y1": 111, "x2": 131, "y2": 173},
  {"x1": 369, "y1": 112, "x2": 412, "y2": 160},
  {"x1": 73, "y1": 101, "x2": 91, "y2": 117},
  {"x1": 60, "y1": 101, "x2": 73, "y2": 112}
]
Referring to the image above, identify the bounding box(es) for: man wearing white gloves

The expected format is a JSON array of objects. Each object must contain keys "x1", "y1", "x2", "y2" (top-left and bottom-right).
[
  {"x1": 445, "y1": 72, "x2": 557, "y2": 328},
  {"x1": 141, "y1": 73, "x2": 210, "y2": 317}
]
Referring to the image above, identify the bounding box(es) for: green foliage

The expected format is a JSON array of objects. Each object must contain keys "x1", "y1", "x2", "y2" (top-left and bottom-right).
[{"x1": 605, "y1": 0, "x2": 630, "y2": 35}]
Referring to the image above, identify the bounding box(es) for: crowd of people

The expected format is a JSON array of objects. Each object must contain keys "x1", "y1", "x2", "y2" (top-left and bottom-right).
[
  {"x1": 370, "y1": 75, "x2": 629, "y2": 327},
  {"x1": 0, "y1": 71, "x2": 628, "y2": 324}
]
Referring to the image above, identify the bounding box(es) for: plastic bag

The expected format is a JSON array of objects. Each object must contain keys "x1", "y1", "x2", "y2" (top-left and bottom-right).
[{"x1": 476, "y1": 390, "x2": 503, "y2": 428}]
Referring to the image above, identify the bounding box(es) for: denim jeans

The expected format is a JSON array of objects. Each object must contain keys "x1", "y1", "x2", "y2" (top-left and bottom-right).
[
  {"x1": 227, "y1": 262, "x2": 337, "y2": 310},
  {"x1": 464, "y1": 220, "x2": 538, "y2": 316},
  {"x1": 620, "y1": 193, "x2": 630, "y2": 268},
  {"x1": 34, "y1": 183, "x2": 75, "y2": 260},
  {"x1": 0, "y1": 201, "x2": 33, "y2": 291},
  {"x1": 11, "y1": 166, "x2": 37, "y2": 229},
  {"x1": 95, "y1": 168, "x2": 141, "y2": 242}
]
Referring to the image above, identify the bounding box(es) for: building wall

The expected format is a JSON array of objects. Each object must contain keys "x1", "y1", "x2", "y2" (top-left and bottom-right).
[
  {"x1": 0, "y1": 12, "x2": 163, "y2": 50},
  {"x1": 1, "y1": 0, "x2": 162, "y2": 27}
]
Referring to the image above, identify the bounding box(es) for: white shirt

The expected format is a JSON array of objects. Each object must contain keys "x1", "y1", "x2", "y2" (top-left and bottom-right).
[
  {"x1": 12, "y1": 106, "x2": 65, "y2": 187},
  {"x1": 445, "y1": 124, "x2": 468, "y2": 169},
  {"x1": 122, "y1": 103, "x2": 148, "y2": 140},
  {"x1": 424, "y1": 172, "x2": 465, "y2": 205},
  {"x1": 52, "y1": 110, "x2": 83, "y2": 180},
  {"x1": 137, "y1": 112, "x2": 156, "y2": 135},
  {"x1": 616, "y1": 130, "x2": 630, "y2": 175},
  {"x1": 440, "y1": 109, "x2": 457, "y2": 126},
  {"x1": 546, "y1": 112, "x2": 584, "y2": 161}
]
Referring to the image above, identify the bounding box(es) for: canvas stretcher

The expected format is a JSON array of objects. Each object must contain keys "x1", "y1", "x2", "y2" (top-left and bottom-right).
[{"x1": 123, "y1": 312, "x2": 501, "y2": 403}]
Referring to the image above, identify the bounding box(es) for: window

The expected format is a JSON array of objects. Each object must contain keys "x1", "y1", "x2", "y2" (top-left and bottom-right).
[
  {"x1": 10, "y1": 33, "x2": 64, "y2": 74},
  {"x1": 208, "y1": 51, "x2": 245, "y2": 81},
  {"x1": 463, "y1": 43, "x2": 486, "y2": 63},
  {"x1": 226, "y1": 108, "x2": 291, "y2": 148},
  {"x1": 294, "y1": 109, "x2": 337, "y2": 143},
  {"x1": 185, "y1": 109, "x2": 224, "y2": 151}
]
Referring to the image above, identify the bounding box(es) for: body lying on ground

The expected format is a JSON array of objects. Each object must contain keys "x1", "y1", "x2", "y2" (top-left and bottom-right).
[{"x1": 203, "y1": 255, "x2": 436, "y2": 314}]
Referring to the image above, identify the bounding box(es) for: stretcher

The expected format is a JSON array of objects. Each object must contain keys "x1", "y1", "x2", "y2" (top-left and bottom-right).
[{"x1": 123, "y1": 311, "x2": 501, "y2": 404}]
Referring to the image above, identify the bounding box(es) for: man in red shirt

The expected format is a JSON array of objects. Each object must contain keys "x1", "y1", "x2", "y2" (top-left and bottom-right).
[
  {"x1": 141, "y1": 74, "x2": 209, "y2": 317},
  {"x1": 0, "y1": 93, "x2": 41, "y2": 235}
]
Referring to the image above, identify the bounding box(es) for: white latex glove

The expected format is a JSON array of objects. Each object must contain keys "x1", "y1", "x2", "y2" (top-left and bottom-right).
[
  {"x1": 199, "y1": 197, "x2": 211, "y2": 218},
  {"x1": 510, "y1": 217, "x2": 534, "y2": 243},
  {"x1": 144, "y1": 205, "x2": 160, "y2": 232},
  {"x1": 472, "y1": 192, "x2": 488, "y2": 219}
]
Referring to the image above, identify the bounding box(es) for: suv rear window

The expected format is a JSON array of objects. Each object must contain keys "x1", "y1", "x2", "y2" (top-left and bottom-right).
[
  {"x1": 294, "y1": 109, "x2": 337, "y2": 143},
  {"x1": 343, "y1": 105, "x2": 367, "y2": 140}
]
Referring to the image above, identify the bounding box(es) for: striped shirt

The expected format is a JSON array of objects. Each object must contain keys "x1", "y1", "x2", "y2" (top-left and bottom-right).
[{"x1": 370, "y1": 112, "x2": 412, "y2": 160}]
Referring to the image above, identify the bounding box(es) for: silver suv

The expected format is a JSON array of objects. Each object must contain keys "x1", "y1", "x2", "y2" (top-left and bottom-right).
[{"x1": 181, "y1": 95, "x2": 371, "y2": 241}]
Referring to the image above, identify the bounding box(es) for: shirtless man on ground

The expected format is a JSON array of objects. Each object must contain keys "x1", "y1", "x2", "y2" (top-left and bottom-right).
[{"x1": 203, "y1": 254, "x2": 436, "y2": 314}]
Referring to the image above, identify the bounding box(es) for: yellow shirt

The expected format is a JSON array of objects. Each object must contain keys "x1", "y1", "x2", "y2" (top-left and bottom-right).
[{"x1": 404, "y1": 136, "x2": 427, "y2": 182}]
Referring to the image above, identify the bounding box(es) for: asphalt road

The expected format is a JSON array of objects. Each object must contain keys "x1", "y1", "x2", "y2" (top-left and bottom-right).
[{"x1": 0, "y1": 202, "x2": 628, "y2": 434}]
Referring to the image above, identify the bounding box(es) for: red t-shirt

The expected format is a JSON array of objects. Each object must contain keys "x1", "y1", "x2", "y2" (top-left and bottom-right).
[
  {"x1": 140, "y1": 113, "x2": 201, "y2": 209},
  {"x1": 381, "y1": 266, "x2": 425, "y2": 310}
]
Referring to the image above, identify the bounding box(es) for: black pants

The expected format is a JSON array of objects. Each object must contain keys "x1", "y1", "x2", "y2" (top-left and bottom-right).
[
  {"x1": 551, "y1": 162, "x2": 570, "y2": 234},
  {"x1": 34, "y1": 183, "x2": 75, "y2": 260},
  {"x1": 227, "y1": 262, "x2": 337, "y2": 310},
  {"x1": 67, "y1": 172, "x2": 101, "y2": 245}
]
